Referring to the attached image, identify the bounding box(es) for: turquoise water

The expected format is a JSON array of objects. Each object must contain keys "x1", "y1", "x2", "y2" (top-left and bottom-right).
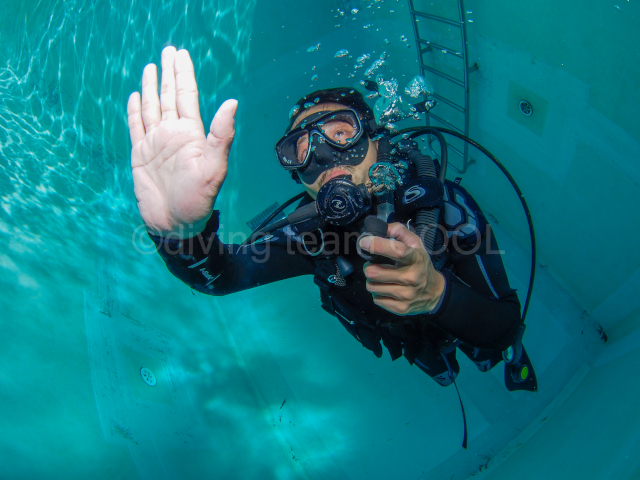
[{"x1": 1, "y1": 0, "x2": 639, "y2": 479}]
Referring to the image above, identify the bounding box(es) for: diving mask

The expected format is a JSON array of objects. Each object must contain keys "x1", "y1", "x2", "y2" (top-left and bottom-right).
[{"x1": 275, "y1": 108, "x2": 371, "y2": 184}]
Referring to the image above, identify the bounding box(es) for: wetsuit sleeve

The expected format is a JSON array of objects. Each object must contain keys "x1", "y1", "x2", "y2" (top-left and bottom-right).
[{"x1": 147, "y1": 211, "x2": 316, "y2": 295}]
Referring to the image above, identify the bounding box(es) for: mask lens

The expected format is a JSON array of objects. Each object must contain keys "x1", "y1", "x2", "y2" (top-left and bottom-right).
[
  {"x1": 277, "y1": 130, "x2": 309, "y2": 168},
  {"x1": 319, "y1": 112, "x2": 360, "y2": 146},
  {"x1": 296, "y1": 132, "x2": 310, "y2": 162}
]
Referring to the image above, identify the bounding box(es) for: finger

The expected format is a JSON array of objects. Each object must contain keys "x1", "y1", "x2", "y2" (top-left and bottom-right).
[
  {"x1": 359, "y1": 235, "x2": 417, "y2": 264},
  {"x1": 387, "y1": 222, "x2": 425, "y2": 250},
  {"x1": 366, "y1": 282, "x2": 413, "y2": 301},
  {"x1": 127, "y1": 92, "x2": 145, "y2": 145},
  {"x1": 160, "y1": 46, "x2": 178, "y2": 121},
  {"x1": 200, "y1": 99, "x2": 238, "y2": 182},
  {"x1": 174, "y1": 49, "x2": 201, "y2": 121},
  {"x1": 141, "y1": 63, "x2": 161, "y2": 130},
  {"x1": 364, "y1": 262, "x2": 415, "y2": 286}
]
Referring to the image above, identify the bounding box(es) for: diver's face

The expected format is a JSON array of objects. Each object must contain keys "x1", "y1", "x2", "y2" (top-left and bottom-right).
[{"x1": 292, "y1": 103, "x2": 378, "y2": 200}]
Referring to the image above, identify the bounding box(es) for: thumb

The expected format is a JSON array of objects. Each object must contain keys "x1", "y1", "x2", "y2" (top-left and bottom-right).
[
  {"x1": 206, "y1": 99, "x2": 238, "y2": 157},
  {"x1": 199, "y1": 99, "x2": 237, "y2": 191},
  {"x1": 387, "y1": 222, "x2": 425, "y2": 250}
]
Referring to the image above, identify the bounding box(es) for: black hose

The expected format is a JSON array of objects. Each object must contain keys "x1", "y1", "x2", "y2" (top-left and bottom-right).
[
  {"x1": 409, "y1": 149, "x2": 441, "y2": 253},
  {"x1": 377, "y1": 134, "x2": 394, "y2": 164},
  {"x1": 242, "y1": 192, "x2": 307, "y2": 246},
  {"x1": 393, "y1": 127, "x2": 448, "y2": 254},
  {"x1": 393, "y1": 127, "x2": 448, "y2": 183},
  {"x1": 394, "y1": 126, "x2": 536, "y2": 325}
]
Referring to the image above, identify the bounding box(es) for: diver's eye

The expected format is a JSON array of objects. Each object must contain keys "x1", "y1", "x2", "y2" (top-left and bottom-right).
[
  {"x1": 296, "y1": 134, "x2": 309, "y2": 162},
  {"x1": 323, "y1": 120, "x2": 357, "y2": 144}
]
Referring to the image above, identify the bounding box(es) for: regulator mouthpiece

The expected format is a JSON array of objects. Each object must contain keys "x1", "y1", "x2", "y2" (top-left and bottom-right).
[{"x1": 316, "y1": 177, "x2": 372, "y2": 226}]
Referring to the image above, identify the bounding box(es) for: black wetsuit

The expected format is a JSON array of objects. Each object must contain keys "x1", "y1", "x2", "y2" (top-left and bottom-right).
[{"x1": 149, "y1": 180, "x2": 522, "y2": 386}]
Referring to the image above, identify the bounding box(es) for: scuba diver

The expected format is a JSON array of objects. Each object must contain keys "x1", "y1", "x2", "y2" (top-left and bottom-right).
[{"x1": 128, "y1": 47, "x2": 536, "y2": 413}]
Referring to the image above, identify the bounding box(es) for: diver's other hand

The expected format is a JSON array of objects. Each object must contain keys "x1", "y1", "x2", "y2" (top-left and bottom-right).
[
  {"x1": 360, "y1": 223, "x2": 445, "y2": 316},
  {"x1": 128, "y1": 46, "x2": 237, "y2": 237}
]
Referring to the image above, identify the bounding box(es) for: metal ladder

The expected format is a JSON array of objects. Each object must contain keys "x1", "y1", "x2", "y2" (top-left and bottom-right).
[{"x1": 408, "y1": 0, "x2": 477, "y2": 174}]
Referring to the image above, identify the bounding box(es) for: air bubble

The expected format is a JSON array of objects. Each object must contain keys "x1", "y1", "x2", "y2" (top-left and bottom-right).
[
  {"x1": 365, "y1": 53, "x2": 387, "y2": 77},
  {"x1": 378, "y1": 76, "x2": 398, "y2": 98},
  {"x1": 404, "y1": 75, "x2": 434, "y2": 98}
]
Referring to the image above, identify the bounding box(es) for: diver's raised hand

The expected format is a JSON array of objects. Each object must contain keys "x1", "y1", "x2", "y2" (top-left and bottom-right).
[{"x1": 128, "y1": 46, "x2": 237, "y2": 237}]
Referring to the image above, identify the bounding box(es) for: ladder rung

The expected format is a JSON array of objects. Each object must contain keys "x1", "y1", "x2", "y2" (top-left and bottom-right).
[
  {"x1": 410, "y1": 10, "x2": 462, "y2": 28},
  {"x1": 420, "y1": 64, "x2": 465, "y2": 88},
  {"x1": 447, "y1": 143, "x2": 464, "y2": 158},
  {"x1": 417, "y1": 39, "x2": 463, "y2": 58},
  {"x1": 428, "y1": 112, "x2": 465, "y2": 134},
  {"x1": 432, "y1": 93, "x2": 465, "y2": 113},
  {"x1": 429, "y1": 141, "x2": 464, "y2": 159}
]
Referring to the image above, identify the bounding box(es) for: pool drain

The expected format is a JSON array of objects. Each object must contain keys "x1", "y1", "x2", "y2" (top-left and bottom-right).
[
  {"x1": 140, "y1": 367, "x2": 156, "y2": 386},
  {"x1": 519, "y1": 100, "x2": 533, "y2": 116}
]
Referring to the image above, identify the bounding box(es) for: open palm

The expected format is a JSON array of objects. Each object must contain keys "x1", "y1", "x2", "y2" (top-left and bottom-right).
[{"x1": 128, "y1": 47, "x2": 237, "y2": 237}]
